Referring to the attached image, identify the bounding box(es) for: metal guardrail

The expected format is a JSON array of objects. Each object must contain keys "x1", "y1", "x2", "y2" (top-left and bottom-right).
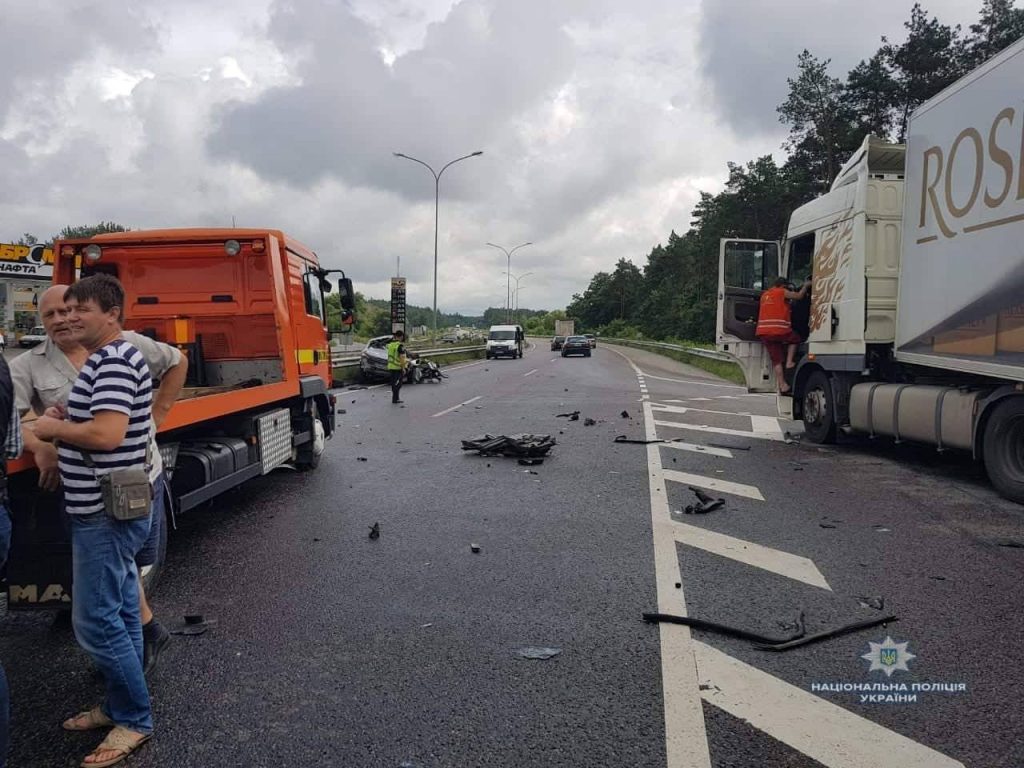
[
  {"x1": 331, "y1": 344, "x2": 487, "y2": 367},
  {"x1": 601, "y1": 338, "x2": 735, "y2": 363}
]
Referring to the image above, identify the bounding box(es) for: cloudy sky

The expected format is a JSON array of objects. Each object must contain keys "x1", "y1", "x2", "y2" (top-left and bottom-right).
[{"x1": 0, "y1": 0, "x2": 977, "y2": 314}]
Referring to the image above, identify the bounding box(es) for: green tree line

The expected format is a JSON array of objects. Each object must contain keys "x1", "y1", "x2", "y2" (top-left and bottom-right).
[{"x1": 567, "y1": 0, "x2": 1024, "y2": 343}]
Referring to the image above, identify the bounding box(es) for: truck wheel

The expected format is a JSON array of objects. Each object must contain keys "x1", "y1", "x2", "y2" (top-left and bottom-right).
[
  {"x1": 982, "y1": 396, "x2": 1024, "y2": 504},
  {"x1": 802, "y1": 370, "x2": 837, "y2": 444},
  {"x1": 297, "y1": 408, "x2": 326, "y2": 471}
]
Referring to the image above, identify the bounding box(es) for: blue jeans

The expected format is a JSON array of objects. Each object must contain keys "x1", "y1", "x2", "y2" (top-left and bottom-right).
[
  {"x1": 1, "y1": 503, "x2": 9, "y2": 768},
  {"x1": 70, "y1": 511, "x2": 153, "y2": 734}
]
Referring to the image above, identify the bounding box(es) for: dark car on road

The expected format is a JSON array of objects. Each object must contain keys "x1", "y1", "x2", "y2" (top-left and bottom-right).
[
  {"x1": 550, "y1": 335, "x2": 566, "y2": 351},
  {"x1": 561, "y1": 335, "x2": 591, "y2": 358}
]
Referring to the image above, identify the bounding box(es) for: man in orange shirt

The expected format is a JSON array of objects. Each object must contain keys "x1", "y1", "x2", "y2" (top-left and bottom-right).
[{"x1": 756, "y1": 277, "x2": 811, "y2": 394}]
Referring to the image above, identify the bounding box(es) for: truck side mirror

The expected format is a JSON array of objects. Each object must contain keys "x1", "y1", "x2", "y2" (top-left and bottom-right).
[{"x1": 338, "y1": 277, "x2": 355, "y2": 311}]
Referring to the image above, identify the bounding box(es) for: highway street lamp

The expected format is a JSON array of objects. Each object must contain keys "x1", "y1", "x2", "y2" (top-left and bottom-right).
[
  {"x1": 487, "y1": 241, "x2": 532, "y2": 323},
  {"x1": 504, "y1": 271, "x2": 533, "y2": 325},
  {"x1": 394, "y1": 149, "x2": 483, "y2": 340}
]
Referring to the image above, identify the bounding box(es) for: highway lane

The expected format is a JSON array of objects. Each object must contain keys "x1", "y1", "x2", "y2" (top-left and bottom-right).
[{"x1": 1, "y1": 341, "x2": 1021, "y2": 767}]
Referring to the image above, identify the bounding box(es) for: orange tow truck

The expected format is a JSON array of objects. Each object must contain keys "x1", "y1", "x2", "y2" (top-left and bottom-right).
[{"x1": 5, "y1": 228, "x2": 355, "y2": 607}]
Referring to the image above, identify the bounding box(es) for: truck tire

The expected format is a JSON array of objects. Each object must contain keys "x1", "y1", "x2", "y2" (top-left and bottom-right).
[
  {"x1": 802, "y1": 370, "x2": 837, "y2": 444},
  {"x1": 982, "y1": 396, "x2": 1024, "y2": 504},
  {"x1": 297, "y1": 407, "x2": 326, "y2": 471}
]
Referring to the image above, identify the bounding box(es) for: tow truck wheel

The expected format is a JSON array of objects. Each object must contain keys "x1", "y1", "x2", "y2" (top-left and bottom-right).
[
  {"x1": 982, "y1": 396, "x2": 1024, "y2": 504},
  {"x1": 802, "y1": 370, "x2": 837, "y2": 444},
  {"x1": 297, "y1": 408, "x2": 326, "y2": 471}
]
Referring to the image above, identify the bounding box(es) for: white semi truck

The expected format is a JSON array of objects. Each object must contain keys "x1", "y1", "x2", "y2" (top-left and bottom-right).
[{"x1": 717, "y1": 37, "x2": 1024, "y2": 503}]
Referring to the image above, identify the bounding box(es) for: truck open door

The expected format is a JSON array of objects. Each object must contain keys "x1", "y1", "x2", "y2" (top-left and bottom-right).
[{"x1": 716, "y1": 238, "x2": 780, "y2": 392}]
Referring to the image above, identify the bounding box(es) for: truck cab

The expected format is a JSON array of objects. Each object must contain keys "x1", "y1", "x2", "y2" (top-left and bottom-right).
[{"x1": 717, "y1": 135, "x2": 905, "y2": 424}]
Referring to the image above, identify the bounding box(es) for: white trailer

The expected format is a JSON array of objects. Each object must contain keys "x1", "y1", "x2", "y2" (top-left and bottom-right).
[{"x1": 717, "y1": 37, "x2": 1024, "y2": 503}]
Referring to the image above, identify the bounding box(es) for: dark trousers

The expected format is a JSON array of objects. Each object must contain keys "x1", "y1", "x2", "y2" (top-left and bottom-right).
[{"x1": 389, "y1": 370, "x2": 403, "y2": 403}]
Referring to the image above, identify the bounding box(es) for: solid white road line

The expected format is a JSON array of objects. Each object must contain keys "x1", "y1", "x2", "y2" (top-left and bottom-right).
[
  {"x1": 693, "y1": 641, "x2": 965, "y2": 767},
  {"x1": 430, "y1": 396, "x2": 482, "y2": 418},
  {"x1": 750, "y1": 414, "x2": 786, "y2": 440},
  {"x1": 652, "y1": 404, "x2": 775, "y2": 419},
  {"x1": 662, "y1": 468, "x2": 765, "y2": 501},
  {"x1": 643, "y1": 399, "x2": 713, "y2": 768},
  {"x1": 523, "y1": 369, "x2": 538, "y2": 377},
  {"x1": 660, "y1": 442, "x2": 733, "y2": 459},
  {"x1": 671, "y1": 521, "x2": 831, "y2": 590},
  {"x1": 654, "y1": 420, "x2": 786, "y2": 442},
  {"x1": 642, "y1": 373, "x2": 747, "y2": 390}
]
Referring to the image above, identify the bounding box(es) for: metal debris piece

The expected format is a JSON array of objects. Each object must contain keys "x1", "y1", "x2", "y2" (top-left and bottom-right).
[
  {"x1": 620, "y1": 410, "x2": 631, "y2": 419},
  {"x1": 996, "y1": 539, "x2": 1024, "y2": 549},
  {"x1": 470, "y1": 543, "x2": 481, "y2": 553},
  {"x1": 873, "y1": 526, "x2": 891, "y2": 532},
  {"x1": 706, "y1": 442, "x2": 751, "y2": 451},
  {"x1": 644, "y1": 611, "x2": 894, "y2": 652},
  {"x1": 683, "y1": 486, "x2": 724, "y2": 514},
  {"x1": 685, "y1": 499, "x2": 724, "y2": 514},
  {"x1": 583, "y1": 418, "x2": 597, "y2": 426},
  {"x1": 642, "y1": 612, "x2": 804, "y2": 645},
  {"x1": 461, "y1": 434, "x2": 556, "y2": 458},
  {"x1": 517, "y1": 458, "x2": 544, "y2": 466},
  {"x1": 819, "y1": 523, "x2": 837, "y2": 529},
  {"x1": 516, "y1": 646, "x2": 562, "y2": 660},
  {"x1": 356, "y1": 457, "x2": 368, "y2": 462},
  {"x1": 856, "y1": 596, "x2": 885, "y2": 611},
  {"x1": 368, "y1": 522, "x2": 380, "y2": 540}
]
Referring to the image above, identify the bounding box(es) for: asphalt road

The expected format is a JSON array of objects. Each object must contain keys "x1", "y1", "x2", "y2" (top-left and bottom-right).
[{"x1": 1, "y1": 341, "x2": 1022, "y2": 767}]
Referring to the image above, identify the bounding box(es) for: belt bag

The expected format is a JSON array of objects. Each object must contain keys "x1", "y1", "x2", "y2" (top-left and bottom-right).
[
  {"x1": 81, "y1": 441, "x2": 153, "y2": 522},
  {"x1": 98, "y1": 468, "x2": 152, "y2": 521}
]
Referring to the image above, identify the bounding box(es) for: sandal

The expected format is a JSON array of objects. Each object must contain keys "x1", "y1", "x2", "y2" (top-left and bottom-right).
[
  {"x1": 63, "y1": 706, "x2": 114, "y2": 732},
  {"x1": 80, "y1": 726, "x2": 151, "y2": 768}
]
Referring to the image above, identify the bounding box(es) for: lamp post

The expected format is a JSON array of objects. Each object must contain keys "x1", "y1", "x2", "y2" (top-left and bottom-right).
[
  {"x1": 486, "y1": 241, "x2": 532, "y2": 323},
  {"x1": 394, "y1": 150, "x2": 483, "y2": 340},
  {"x1": 503, "y1": 271, "x2": 533, "y2": 325}
]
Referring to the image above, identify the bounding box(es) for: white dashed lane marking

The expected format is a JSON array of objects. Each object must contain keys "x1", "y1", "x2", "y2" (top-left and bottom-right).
[
  {"x1": 693, "y1": 641, "x2": 965, "y2": 768},
  {"x1": 430, "y1": 396, "x2": 482, "y2": 418},
  {"x1": 671, "y1": 521, "x2": 831, "y2": 590},
  {"x1": 608, "y1": 346, "x2": 966, "y2": 768},
  {"x1": 662, "y1": 469, "x2": 765, "y2": 501},
  {"x1": 659, "y1": 442, "x2": 733, "y2": 459},
  {"x1": 653, "y1": 420, "x2": 787, "y2": 442}
]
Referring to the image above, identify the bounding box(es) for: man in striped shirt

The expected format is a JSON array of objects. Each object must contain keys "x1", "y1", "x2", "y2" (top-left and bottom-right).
[{"x1": 33, "y1": 275, "x2": 154, "y2": 767}]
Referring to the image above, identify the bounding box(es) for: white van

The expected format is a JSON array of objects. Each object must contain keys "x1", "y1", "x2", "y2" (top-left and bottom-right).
[{"x1": 486, "y1": 324, "x2": 523, "y2": 359}]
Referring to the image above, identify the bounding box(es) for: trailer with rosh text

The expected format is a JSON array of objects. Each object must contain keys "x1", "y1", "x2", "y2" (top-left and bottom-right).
[{"x1": 716, "y1": 38, "x2": 1024, "y2": 503}]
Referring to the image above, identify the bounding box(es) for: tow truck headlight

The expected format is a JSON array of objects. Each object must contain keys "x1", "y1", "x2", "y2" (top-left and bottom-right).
[
  {"x1": 83, "y1": 244, "x2": 102, "y2": 263},
  {"x1": 224, "y1": 239, "x2": 241, "y2": 256}
]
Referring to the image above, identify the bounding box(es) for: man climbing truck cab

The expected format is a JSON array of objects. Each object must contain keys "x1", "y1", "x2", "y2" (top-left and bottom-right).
[
  {"x1": 4, "y1": 228, "x2": 356, "y2": 609},
  {"x1": 716, "y1": 38, "x2": 1024, "y2": 504}
]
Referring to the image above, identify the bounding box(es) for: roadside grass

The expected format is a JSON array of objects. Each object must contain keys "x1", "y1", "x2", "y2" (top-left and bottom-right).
[{"x1": 603, "y1": 338, "x2": 745, "y2": 386}]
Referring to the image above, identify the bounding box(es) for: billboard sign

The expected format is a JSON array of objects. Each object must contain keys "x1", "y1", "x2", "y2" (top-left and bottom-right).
[
  {"x1": 0, "y1": 243, "x2": 55, "y2": 280},
  {"x1": 391, "y1": 277, "x2": 407, "y2": 335}
]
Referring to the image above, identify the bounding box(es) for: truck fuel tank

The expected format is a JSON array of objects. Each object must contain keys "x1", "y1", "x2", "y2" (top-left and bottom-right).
[{"x1": 849, "y1": 383, "x2": 980, "y2": 451}]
